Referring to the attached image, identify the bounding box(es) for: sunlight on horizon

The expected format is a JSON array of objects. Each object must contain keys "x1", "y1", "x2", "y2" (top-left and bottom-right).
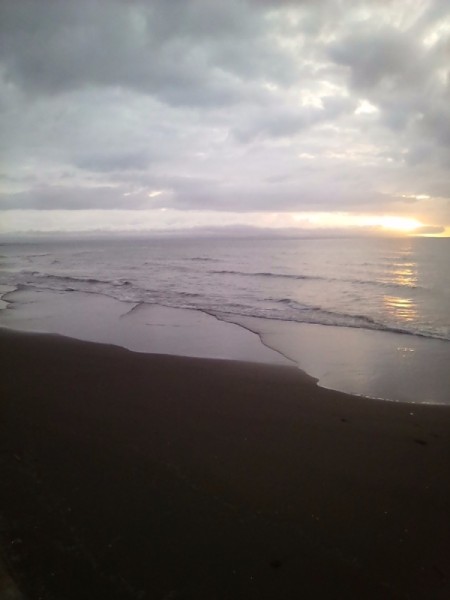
[
  {"x1": 292, "y1": 212, "x2": 427, "y2": 234},
  {"x1": 369, "y1": 216, "x2": 423, "y2": 232},
  {"x1": 0, "y1": 209, "x2": 448, "y2": 237}
]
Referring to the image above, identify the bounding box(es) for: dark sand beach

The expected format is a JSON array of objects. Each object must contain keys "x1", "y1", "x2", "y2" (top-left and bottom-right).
[{"x1": 1, "y1": 328, "x2": 449, "y2": 599}]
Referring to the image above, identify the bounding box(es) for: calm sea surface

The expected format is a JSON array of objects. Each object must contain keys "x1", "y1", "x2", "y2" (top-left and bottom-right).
[
  {"x1": 1, "y1": 236, "x2": 449, "y2": 341},
  {"x1": 1, "y1": 236, "x2": 449, "y2": 403}
]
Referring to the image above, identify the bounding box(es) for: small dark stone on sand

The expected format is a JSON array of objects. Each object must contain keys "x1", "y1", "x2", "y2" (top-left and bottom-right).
[
  {"x1": 269, "y1": 560, "x2": 282, "y2": 569},
  {"x1": 414, "y1": 439, "x2": 427, "y2": 446},
  {"x1": 341, "y1": 418, "x2": 348, "y2": 423}
]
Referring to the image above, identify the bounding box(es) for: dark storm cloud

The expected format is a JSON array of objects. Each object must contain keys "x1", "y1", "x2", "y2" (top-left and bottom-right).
[{"x1": 0, "y1": 0, "x2": 449, "y2": 231}]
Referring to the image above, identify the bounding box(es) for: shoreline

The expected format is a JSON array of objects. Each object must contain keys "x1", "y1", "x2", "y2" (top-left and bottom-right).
[
  {"x1": 1, "y1": 328, "x2": 450, "y2": 598},
  {"x1": 0, "y1": 321, "x2": 446, "y2": 407},
  {"x1": 2, "y1": 283, "x2": 450, "y2": 405}
]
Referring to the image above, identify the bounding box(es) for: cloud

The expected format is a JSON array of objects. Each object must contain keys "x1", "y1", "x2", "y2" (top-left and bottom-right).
[
  {"x1": 329, "y1": 26, "x2": 426, "y2": 93},
  {"x1": 0, "y1": 185, "x2": 137, "y2": 211},
  {"x1": 0, "y1": 0, "x2": 449, "y2": 233},
  {"x1": 74, "y1": 151, "x2": 152, "y2": 173},
  {"x1": 233, "y1": 95, "x2": 357, "y2": 141},
  {"x1": 328, "y1": 8, "x2": 450, "y2": 159},
  {"x1": 414, "y1": 224, "x2": 445, "y2": 235},
  {"x1": 0, "y1": 0, "x2": 296, "y2": 105}
]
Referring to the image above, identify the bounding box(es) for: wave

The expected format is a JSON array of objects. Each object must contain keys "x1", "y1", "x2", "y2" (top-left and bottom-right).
[
  {"x1": 188, "y1": 257, "x2": 219, "y2": 262},
  {"x1": 59, "y1": 275, "x2": 110, "y2": 285},
  {"x1": 271, "y1": 299, "x2": 401, "y2": 333},
  {"x1": 210, "y1": 269, "x2": 420, "y2": 290},
  {"x1": 22, "y1": 272, "x2": 133, "y2": 287},
  {"x1": 4, "y1": 269, "x2": 447, "y2": 342},
  {"x1": 215, "y1": 303, "x2": 450, "y2": 342},
  {"x1": 211, "y1": 269, "x2": 323, "y2": 281}
]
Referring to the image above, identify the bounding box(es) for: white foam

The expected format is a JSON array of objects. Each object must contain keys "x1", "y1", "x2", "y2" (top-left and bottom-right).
[
  {"x1": 0, "y1": 287, "x2": 289, "y2": 365},
  {"x1": 225, "y1": 315, "x2": 450, "y2": 405}
]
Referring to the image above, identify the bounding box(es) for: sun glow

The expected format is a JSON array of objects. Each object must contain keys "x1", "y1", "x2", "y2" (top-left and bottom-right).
[
  {"x1": 291, "y1": 212, "x2": 423, "y2": 233},
  {"x1": 373, "y1": 216, "x2": 422, "y2": 232}
]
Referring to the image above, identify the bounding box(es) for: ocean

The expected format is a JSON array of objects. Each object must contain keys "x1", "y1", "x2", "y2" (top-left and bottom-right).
[{"x1": 1, "y1": 235, "x2": 449, "y2": 404}]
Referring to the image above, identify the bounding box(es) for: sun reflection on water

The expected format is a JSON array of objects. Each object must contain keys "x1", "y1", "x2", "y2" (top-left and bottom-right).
[
  {"x1": 383, "y1": 244, "x2": 419, "y2": 323},
  {"x1": 383, "y1": 295, "x2": 418, "y2": 322},
  {"x1": 391, "y1": 265, "x2": 418, "y2": 288}
]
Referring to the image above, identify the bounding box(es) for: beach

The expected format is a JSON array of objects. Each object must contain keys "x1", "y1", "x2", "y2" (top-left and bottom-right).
[
  {"x1": 1, "y1": 328, "x2": 449, "y2": 599},
  {"x1": 2, "y1": 0, "x2": 450, "y2": 596}
]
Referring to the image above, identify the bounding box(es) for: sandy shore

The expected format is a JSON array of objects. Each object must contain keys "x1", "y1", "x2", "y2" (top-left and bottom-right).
[{"x1": 1, "y1": 328, "x2": 449, "y2": 599}]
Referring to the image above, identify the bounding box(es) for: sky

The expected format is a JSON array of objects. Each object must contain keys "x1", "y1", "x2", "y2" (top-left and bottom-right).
[{"x1": 1, "y1": 0, "x2": 450, "y2": 236}]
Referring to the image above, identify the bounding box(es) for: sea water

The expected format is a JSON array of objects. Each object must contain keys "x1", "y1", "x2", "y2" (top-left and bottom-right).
[{"x1": 1, "y1": 236, "x2": 449, "y2": 403}]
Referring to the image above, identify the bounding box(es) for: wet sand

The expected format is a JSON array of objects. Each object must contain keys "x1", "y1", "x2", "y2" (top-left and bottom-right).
[{"x1": 1, "y1": 328, "x2": 449, "y2": 599}]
